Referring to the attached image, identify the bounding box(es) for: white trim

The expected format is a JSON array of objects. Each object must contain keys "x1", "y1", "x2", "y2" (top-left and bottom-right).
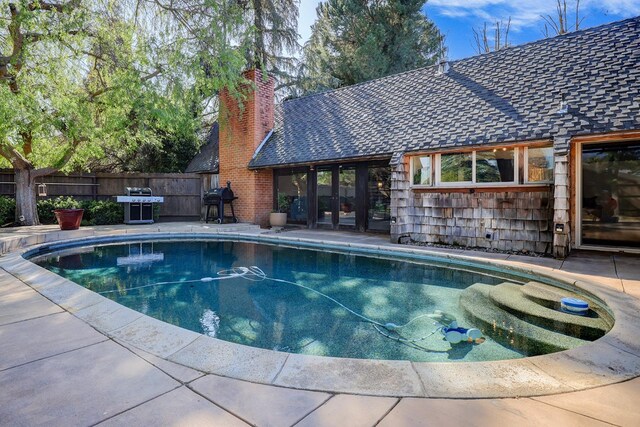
[
  {"x1": 409, "y1": 154, "x2": 433, "y2": 187},
  {"x1": 435, "y1": 152, "x2": 473, "y2": 186},
  {"x1": 251, "y1": 129, "x2": 273, "y2": 160}
]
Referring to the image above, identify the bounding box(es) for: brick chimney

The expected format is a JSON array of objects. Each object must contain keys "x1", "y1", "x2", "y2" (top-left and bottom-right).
[{"x1": 218, "y1": 69, "x2": 275, "y2": 226}]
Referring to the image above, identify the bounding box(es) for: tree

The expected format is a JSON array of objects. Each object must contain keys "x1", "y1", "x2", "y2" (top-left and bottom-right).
[
  {"x1": 0, "y1": 0, "x2": 247, "y2": 224},
  {"x1": 542, "y1": 0, "x2": 584, "y2": 36},
  {"x1": 236, "y1": 0, "x2": 300, "y2": 95},
  {"x1": 300, "y1": 0, "x2": 443, "y2": 93},
  {"x1": 472, "y1": 18, "x2": 511, "y2": 55}
]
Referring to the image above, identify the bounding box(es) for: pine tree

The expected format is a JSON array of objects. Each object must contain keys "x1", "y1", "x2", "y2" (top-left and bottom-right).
[
  {"x1": 300, "y1": 0, "x2": 443, "y2": 93},
  {"x1": 239, "y1": 0, "x2": 300, "y2": 94}
]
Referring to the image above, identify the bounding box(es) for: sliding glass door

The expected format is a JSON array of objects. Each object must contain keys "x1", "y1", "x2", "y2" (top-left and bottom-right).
[
  {"x1": 339, "y1": 167, "x2": 356, "y2": 227},
  {"x1": 367, "y1": 166, "x2": 391, "y2": 232},
  {"x1": 581, "y1": 142, "x2": 640, "y2": 248}
]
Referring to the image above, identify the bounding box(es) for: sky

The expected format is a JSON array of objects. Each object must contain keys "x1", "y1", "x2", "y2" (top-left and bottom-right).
[{"x1": 297, "y1": 0, "x2": 640, "y2": 60}]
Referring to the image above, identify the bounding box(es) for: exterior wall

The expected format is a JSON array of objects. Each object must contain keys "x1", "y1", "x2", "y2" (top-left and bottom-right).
[
  {"x1": 219, "y1": 70, "x2": 274, "y2": 226},
  {"x1": 552, "y1": 136, "x2": 571, "y2": 258},
  {"x1": 391, "y1": 157, "x2": 554, "y2": 254}
]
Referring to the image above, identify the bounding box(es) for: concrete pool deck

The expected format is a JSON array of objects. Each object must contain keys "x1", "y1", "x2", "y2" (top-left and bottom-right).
[{"x1": 1, "y1": 222, "x2": 640, "y2": 426}]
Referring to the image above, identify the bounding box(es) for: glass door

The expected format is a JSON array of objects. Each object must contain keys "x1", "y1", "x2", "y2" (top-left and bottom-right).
[
  {"x1": 581, "y1": 142, "x2": 640, "y2": 248},
  {"x1": 316, "y1": 168, "x2": 334, "y2": 226},
  {"x1": 367, "y1": 166, "x2": 391, "y2": 232},
  {"x1": 339, "y1": 166, "x2": 356, "y2": 228},
  {"x1": 276, "y1": 171, "x2": 308, "y2": 224}
]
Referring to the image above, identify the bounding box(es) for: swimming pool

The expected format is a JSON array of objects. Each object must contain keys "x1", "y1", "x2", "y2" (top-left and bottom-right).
[{"x1": 30, "y1": 237, "x2": 612, "y2": 363}]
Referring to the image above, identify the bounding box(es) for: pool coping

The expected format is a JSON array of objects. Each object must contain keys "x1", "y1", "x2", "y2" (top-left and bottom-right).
[{"x1": 1, "y1": 224, "x2": 640, "y2": 398}]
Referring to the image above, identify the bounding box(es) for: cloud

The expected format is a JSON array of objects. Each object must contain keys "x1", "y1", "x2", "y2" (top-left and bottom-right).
[
  {"x1": 428, "y1": 0, "x2": 640, "y2": 32},
  {"x1": 585, "y1": 0, "x2": 640, "y2": 15}
]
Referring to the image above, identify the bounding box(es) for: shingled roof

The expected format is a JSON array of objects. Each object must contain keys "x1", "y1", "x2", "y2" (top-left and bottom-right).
[
  {"x1": 249, "y1": 17, "x2": 640, "y2": 169},
  {"x1": 185, "y1": 123, "x2": 219, "y2": 173}
]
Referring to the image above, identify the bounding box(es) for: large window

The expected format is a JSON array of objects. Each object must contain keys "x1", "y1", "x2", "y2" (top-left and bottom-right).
[
  {"x1": 436, "y1": 149, "x2": 517, "y2": 186},
  {"x1": 276, "y1": 171, "x2": 307, "y2": 223},
  {"x1": 411, "y1": 145, "x2": 554, "y2": 188},
  {"x1": 440, "y1": 153, "x2": 473, "y2": 183},
  {"x1": 476, "y1": 148, "x2": 515, "y2": 183}
]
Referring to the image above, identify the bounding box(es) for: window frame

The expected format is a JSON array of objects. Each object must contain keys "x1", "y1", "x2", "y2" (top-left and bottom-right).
[
  {"x1": 435, "y1": 148, "x2": 519, "y2": 187},
  {"x1": 410, "y1": 155, "x2": 434, "y2": 187},
  {"x1": 409, "y1": 146, "x2": 558, "y2": 189},
  {"x1": 435, "y1": 151, "x2": 473, "y2": 186},
  {"x1": 524, "y1": 146, "x2": 555, "y2": 184},
  {"x1": 473, "y1": 147, "x2": 519, "y2": 186}
]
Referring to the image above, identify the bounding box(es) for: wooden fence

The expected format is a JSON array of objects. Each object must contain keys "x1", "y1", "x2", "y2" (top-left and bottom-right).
[{"x1": 0, "y1": 170, "x2": 204, "y2": 222}]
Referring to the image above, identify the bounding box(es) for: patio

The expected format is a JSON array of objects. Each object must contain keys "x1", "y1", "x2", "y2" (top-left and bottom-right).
[{"x1": 1, "y1": 223, "x2": 639, "y2": 426}]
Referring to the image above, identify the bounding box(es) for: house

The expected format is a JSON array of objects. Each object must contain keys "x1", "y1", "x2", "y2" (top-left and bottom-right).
[{"x1": 217, "y1": 17, "x2": 640, "y2": 258}]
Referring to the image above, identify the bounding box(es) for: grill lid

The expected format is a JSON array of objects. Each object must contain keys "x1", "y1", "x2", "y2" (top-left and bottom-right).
[
  {"x1": 126, "y1": 187, "x2": 152, "y2": 196},
  {"x1": 203, "y1": 181, "x2": 235, "y2": 202}
]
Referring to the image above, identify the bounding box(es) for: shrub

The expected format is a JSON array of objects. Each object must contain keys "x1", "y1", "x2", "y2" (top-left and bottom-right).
[
  {"x1": 37, "y1": 196, "x2": 82, "y2": 224},
  {"x1": 0, "y1": 196, "x2": 15, "y2": 225},
  {"x1": 84, "y1": 200, "x2": 123, "y2": 225}
]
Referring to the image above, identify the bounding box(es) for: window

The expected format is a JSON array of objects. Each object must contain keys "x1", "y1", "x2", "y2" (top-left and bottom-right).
[
  {"x1": 411, "y1": 145, "x2": 554, "y2": 188},
  {"x1": 276, "y1": 171, "x2": 308, "y2": 223},
  {"x1": 476, "y1": 148, "x2": 515, "y2": 183},
  {"x1": 434, "y1": 148, "x2": 517, "y2": 186},
  {"x1": 411, "y1": 156, "x2": 432, "y2": 186},
  {"x1": 526, "y1": 146, "x2": 554, "y2": 183},
  {"x1": 440, "y1": 153, "x2": 473, "y2": 183}
]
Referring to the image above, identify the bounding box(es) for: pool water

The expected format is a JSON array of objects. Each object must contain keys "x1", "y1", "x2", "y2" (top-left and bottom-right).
[{"x1": 34, "y1": 239, "x2": 533, "y2": 362}]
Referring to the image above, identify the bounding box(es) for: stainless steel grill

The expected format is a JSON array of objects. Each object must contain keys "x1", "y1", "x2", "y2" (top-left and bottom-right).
[{"x1": 116, "y1": 187, "x2": 164, "y2": 224}]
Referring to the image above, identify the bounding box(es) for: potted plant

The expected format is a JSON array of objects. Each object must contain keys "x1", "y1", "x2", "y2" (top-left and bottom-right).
[
  {"x1": 52, "y1": 196, "x2": 84, "y2": 230},
  {"x1": 269, "y1": 193, "x2": 289, "y2": 228}
]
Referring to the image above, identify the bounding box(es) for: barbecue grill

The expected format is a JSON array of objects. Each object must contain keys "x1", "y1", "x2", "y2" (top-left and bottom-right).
[
  {"x1": 204, "y1": 181, "x2": 238, "y2": 224},
  {"x1": 116, "y1": 187, "x2": 164, "y2": 224}
]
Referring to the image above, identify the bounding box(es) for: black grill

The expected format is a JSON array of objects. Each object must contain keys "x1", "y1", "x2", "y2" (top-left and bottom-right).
[{"x1": 203, "y1": 181, "x2": 238, "y2": 224}]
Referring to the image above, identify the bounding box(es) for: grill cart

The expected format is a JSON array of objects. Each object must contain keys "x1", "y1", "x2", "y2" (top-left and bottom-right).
[
  {"x1": 116, "y1": 187, "x2": 164, "y2": 224},
  {"x1": 203, "y1": 181, "x2": 238, "y2": 224}
]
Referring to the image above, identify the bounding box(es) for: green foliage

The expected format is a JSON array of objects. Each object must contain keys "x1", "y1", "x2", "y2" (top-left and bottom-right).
[
  {"x1": 36, "y1": 197, "x2": 124, "y2": 225},
  {"x1": 238, "y1": 0, "x2": 300, "y2": 97},
  {"x1": 277, "y1": 193, "x2": 291, "y2": 213},
  {"x1": 0, "y1": 196, "x2": 15, "y2": 225},
  {"x1": 300, "y1": 0, "x2": 443, "y2": 92},
  {"x1": 37, "y1": 197, "x2": 82, "y2": 224},
  {"x1": 80, "y1": 200, "x2": 123, "y2": 225}
]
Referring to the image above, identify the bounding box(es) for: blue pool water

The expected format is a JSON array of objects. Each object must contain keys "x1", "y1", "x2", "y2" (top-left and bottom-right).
[{"x1": 33, "y1": 239, "x2": 534, "y2": 362}]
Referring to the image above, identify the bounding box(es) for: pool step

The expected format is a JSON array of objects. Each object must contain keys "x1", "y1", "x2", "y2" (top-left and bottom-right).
[
  {"x1": 460, "y1": 283, "x2": 586, "y2": 355},
  {"x1": 521, "y1": 281, "x2": 614, "y2": 329},
  {"x1": 489, "y1": 282, "x2": 609, "y2": 340}
]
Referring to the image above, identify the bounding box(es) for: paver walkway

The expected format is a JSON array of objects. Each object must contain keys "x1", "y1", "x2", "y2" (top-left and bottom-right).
[{"x1": 1, "y1": 224, "x2": 639, "y2": 426}]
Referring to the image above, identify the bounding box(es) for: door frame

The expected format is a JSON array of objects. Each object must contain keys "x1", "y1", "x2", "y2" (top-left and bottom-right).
[
  {"x1": 575, "y1": 139, "x2": 640, "y2": 253},
  {"x1": 313, "y1": 164, "x2": 362, "y2": 231}
]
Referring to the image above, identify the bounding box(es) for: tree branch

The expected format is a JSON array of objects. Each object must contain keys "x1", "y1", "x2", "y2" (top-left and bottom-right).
[
  {"x1": 32, "y1": 136, "x2": 88, "y2": 177},
  {"x1": 0, "y1": 142, "x2": 32, "y2": 169},
  {"x1": 88, "y1": 68, "x2": 163, "y2": 100}
]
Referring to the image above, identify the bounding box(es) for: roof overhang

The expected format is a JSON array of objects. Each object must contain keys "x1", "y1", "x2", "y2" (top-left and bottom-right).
[{"x1": 248, "y1": 153, "x2": 394, "y2": 170}]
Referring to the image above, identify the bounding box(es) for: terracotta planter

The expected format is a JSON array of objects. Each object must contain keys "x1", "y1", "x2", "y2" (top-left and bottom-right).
[
  {"x1": 269, "y1": 212, "x2": 287, "y2": 227},
  {"x1": 54, "y1": 209, "x2": 84, "y2": 230}
]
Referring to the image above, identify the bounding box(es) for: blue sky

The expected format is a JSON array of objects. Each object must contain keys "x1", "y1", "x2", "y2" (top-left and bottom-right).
[{"x1": 298, "y1": 0, "x2": 640, "y2": 60}]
